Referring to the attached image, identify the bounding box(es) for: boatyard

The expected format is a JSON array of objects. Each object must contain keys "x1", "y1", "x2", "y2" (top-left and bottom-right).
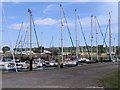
[
  {"x1": 2, "y1": 62, "x2": 118, "y2": 88},
  {"x1": 0, "y1": 1, "x2": 119, "y2": 89}
]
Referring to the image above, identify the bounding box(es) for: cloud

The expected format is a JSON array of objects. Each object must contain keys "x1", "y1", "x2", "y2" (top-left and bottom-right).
[
  {"x1": 8, "y1": 22, "x2": 28, "y2": 30},
  {"x1": 8, "y1": 13, "x2": 117, "y2": 32},
  {"x1": 42, "y1": 3, "x2": 74, "y2": 15},
  {"x1": 43, "y1": 4, "x2": 53, "y2": 14},
  {"x1": 42, "y1": 2, "x2": 117, "y2": 27},
  {"x1": 8, "y1": 18, "x2": 60, "y2": 30},
  {"x1": 34, "y1": 18, "x2": 59, "y2": 26},
  {"x1": 34, "y1": 14, "x2": 117, "y2": 30},
  {"x1": 43, "y1": 4, "x2": 58, "y2": 14}
]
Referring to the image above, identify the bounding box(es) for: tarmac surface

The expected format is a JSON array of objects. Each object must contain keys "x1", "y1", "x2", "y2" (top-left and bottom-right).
[{"x1": 2, "y1": 62, "x2": 118, "y2": 88}]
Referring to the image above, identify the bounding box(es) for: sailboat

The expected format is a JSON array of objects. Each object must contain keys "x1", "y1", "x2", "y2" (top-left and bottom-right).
[
  {"x1": 49, "y1": 36, "x2": 58, "y2": 67},
  {"x1": 59, "y1": 4, "x2": 78, "y2": 67},
  {"x1": 0, "y1": 55, "x2": 17, "y2": 71},
  {"x1": 95, "y1": 16, "x2": 99, "y2": 62},
  {"x1": 76, "y1": 11, "x2": 91, "y2": 63},
  {"x1": 2, "y1": 8, "x2": 18, "y2": 72}
]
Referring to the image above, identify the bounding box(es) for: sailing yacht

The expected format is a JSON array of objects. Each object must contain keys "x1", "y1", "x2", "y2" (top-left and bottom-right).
[
  {"x1": 0, "y1": 56, "x2": 16, "y2": 70},
  {"x1": 65, "y1": 9, "x2": 79, "y2": 67},
  {"x1": 65, "y1": 56, "x2": 77, "y2": 67},
  {"x1": 59, "y1": 5, "x2": 78, "y2": 67}
]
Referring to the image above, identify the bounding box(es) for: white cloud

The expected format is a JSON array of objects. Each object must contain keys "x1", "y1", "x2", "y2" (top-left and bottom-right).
[
  {"x1": 34, "y1": 18, "x2": 59, "y2": 26},
  {"x1": 8, "y1": 18, "x2": 60, "y2": 30},
  {"x1": 8, "y1": 22, "x2": 28, "y2": 30},
  {"x1": 8, "y1": 13, "x2": 117, "y2": 32},
  {"x1": 42, "y1": 3, "x2": 74, "y2": 15},
  {"x1": 42, "y1": 2, "x2": 118, "y2": 28},
  {"x1": 43, "y1": 4, "x2": 58, "y2": 14},
  {"x1": 82, "y1": 15, "x2": 117, "y2": 31},
  {"x1": 62, "y1": 16, "x2": 106, "y2": 28},
  {"x1": 43, "y1": 4, "x2": 53, "y2": 14}
]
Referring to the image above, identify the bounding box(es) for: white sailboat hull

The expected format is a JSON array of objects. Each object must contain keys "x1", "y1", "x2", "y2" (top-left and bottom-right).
[{"x1": 0, "y1": 62, "x2": 16, "y2": 70}]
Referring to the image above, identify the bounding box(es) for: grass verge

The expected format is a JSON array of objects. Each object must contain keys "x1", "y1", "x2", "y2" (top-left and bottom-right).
[{"x1": 97, "y1": 70, "x2": 119, "y2": 89}]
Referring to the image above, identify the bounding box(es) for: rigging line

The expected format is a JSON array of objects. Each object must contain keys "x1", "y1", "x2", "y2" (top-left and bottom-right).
[
  {"x1": 19, "y1": 30, "x2": 24, "y2": 50},
  {"x1": 61, "y1": 6, "x2": 75, "y2": 48},
  {"x1": 19, "y1": 28, "x2": 28, "y2": 60},
  {"x1": 103, "y1": 13, "x2": 111, "y2": 47},
  {"x1": 21, "y1": 28, "x2": 28, "y2": 49},
  {"x1": 103, "y1": 23, "x2": 108, "y2": 47},
  {"x1": 14, "y1": 22, "x2": 23, "y2": 51},
  {"x1": 2, "y1": 8, "x2": 13, "y2": 48},
  {"x1": 77, "y1": 15, "x2": 91, "y2": 59},
  {"x1": 96, "y1": 17, "x2": 108, "y2": 47},
  {"x1": 49, "y1": 36, "x2": 53, "y2": 48},
  {"x1": 32, "y1": 16, "x2": 40, "y2": 49},
  {"x1": 96, "y1": 16, "x2": 110, "y2": 61},
  {"x1": 2, "y1": 7, "x2": 17, "y2": 72}
]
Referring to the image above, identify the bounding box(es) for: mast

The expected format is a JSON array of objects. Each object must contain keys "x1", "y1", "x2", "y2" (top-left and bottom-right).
[
  {"x1": 2, "y1": 7, "x2": 18, "y2": 72},
  {"x1": 114, "y1": 37, "x2": 116, "y2": 54},
  {"x1": 28, "y1": 9, "x2": 33, "y2": 71},
  {"x1": 22, "y1": 28, "x2": 28, "y2": 52},
  {"x1": 91, "y1": 15, "x2": 93, "y2": 61},
  {"x1": 26, "y1": 27, "x2": 29, "y2": 52},
  {"x1": 81, "y1": 46, "x2": 84, "y2": 58},
  {"x1": 95, "y1": 16, "x2": 98, "y2": 61},
  {"x1": 109, "y1": 12, "x2": 112, "y2": 61},
  {"x1": 52, "y1": 35, "x2": 54, "y2": 48},
  {"x1": 41, "y1": 32, "x2": 43, "y2": 53},
  {"x1": 19, "y1": 31, "x2": 23, "y2": 60},
  {"x1": 52, "y1": 35, "x2": 54, "y2": 58},
  {"x1": 60, "y1": 4, "x2": 63, "y2": 67},
  {"x1": 75, "y1": 9, "x2": 78, "y2": 65},
  {"x1": 77, "y1": 15, "x2": 91, "y2": 60},
  {"x1": 12, "y1": 50, "x2": 18, "y2": 72},
  {"x1": 14, "y1": 22, "x2": 23, "y2": 55}
]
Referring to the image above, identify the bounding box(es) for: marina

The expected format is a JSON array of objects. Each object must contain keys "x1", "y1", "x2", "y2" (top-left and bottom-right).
[
  {"x1": 0, "y1": 1, "x2": 119, "y2": 89},
  {"x1": 2, "y1": 62, "x2": 118, "y2": 88}
]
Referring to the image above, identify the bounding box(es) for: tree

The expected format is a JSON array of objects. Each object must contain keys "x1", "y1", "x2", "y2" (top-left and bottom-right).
[
  {"x1": 116, "y1": 46, "x2": 120, "y2": 55},
  {"x1": 98, "y1": 45, "x2": 103, "y2": 55},
  {"x1": 2, "y1": 46, "x2": 10, "y2": 53}
]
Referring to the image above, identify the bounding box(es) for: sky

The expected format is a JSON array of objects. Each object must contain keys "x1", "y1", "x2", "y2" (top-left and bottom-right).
[{"x1": 0, "y1": 0, "x2": 119, "y2": 50}]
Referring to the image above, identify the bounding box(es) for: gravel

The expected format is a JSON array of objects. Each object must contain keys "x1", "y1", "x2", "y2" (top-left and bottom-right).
[{"x1": 2, "y1": 62, "x2": 118, "y2": 88}]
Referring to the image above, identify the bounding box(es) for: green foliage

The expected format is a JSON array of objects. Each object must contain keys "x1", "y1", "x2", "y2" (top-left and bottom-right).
[
  {"x1": 98, "y1": 45, "x2": 103, "y2": 55},
  {"x1": 98, "y1": 70, "x2": 119, "y2": 88},
  {"x1": 116, "y1": 46, "x2": 120, "y2": 55},
  {"x1": 33, "y1": 46, "x2": 44, "y2": 53},
  {"x1": 12, "y1": 45, "x2": 120, "y2": 56},
  {"x1": 14, "y1": 48, "x2": 25, "y2": 51},
  {"x1": 2, "y1": 46, "x2": 10, "y2": 53}
]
